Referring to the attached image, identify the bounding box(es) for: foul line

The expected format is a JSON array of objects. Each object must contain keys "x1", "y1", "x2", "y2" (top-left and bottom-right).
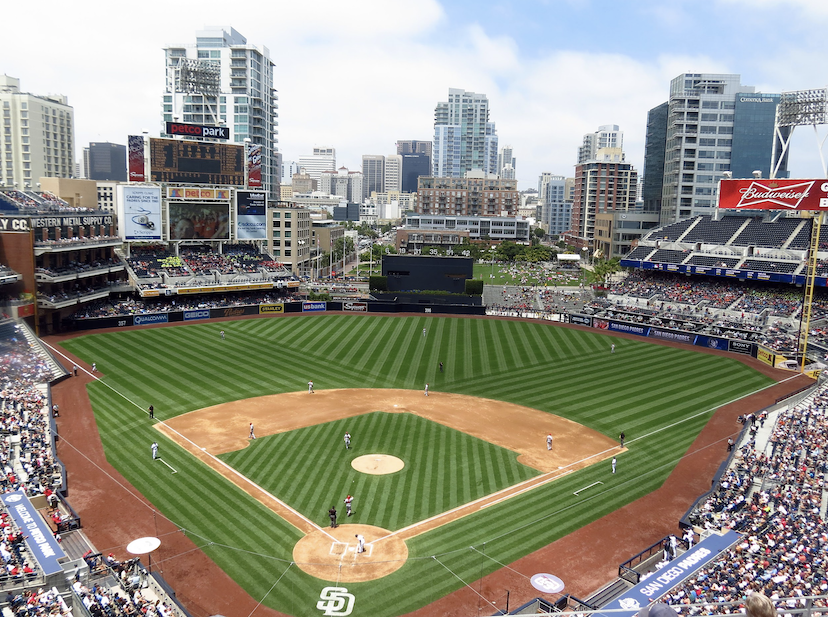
[{"x1": 42, "y1": 339, "x2": 329, "y2": 540}]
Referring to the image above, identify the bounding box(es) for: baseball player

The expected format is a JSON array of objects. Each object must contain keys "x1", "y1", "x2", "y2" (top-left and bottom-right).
[
  {"x1": 249, "y1": 422, "x2": 256, "y2": 439},
  {"x1": 151, "y1": 442, "x2": 158, "y2": 460},
  {"x1": 91, "y1": 362, "x2": 97, "y2": 372},
  {"x1": 344, "y1": 494, "x2": 353, "y2": 517},
  {"x1": 344, "y1": 432, "x2": 351, "y2": 449},
  {"x1": 220, "y1": 330, "x2": 225, "y2": 340},
  {"x1": 424, "y1": 383, "x2": 429, "y2": 396},
  {"x1": 611, "y1": 344, "x2": 615, "y2": 354},
  {"x1": 355, "y1": 534, "x2": 365, "y2": 553},
  {"x1": 308, "y1": 380, "x2": 314, "y2": 394},
  {"x1": 611, "y1": 457, "x2": 617, "y2": 474},
  {"x1": 546, "y1": 434, "x2": 553, "y2": 450},
  {"x1": 422, "y1": 327, "x2": 426, "y2": 337},
  {"x1": 683, "y1": 527, "x2": 695, "y2": 549}
]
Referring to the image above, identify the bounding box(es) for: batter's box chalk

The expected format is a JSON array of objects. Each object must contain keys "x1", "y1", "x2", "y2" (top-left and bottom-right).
[{"x1": 330, "y1": 542, "x2": 347, "y2": 556}]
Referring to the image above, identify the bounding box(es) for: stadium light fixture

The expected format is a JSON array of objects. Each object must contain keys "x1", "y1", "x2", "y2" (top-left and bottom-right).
[{"x1": 772, "y1": 87, "x2": 828, "y2": 178}]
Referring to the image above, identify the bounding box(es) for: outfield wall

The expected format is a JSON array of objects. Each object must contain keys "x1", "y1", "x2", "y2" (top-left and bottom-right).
[{"x1": 67, "y1": 301, "x2": 486, "y2": 330}]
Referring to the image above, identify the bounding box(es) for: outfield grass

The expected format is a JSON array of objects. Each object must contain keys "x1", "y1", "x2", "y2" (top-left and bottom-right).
[{"x1": 61, "y1": 315, "x2": 774, "y2": 617}]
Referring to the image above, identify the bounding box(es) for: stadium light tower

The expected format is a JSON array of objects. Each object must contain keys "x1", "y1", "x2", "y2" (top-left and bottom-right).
[{"x1": 772, "y1": 87, "x2": 828, "y2": 179}]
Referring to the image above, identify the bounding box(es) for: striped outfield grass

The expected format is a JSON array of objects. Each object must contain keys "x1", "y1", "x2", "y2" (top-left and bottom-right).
[
  {"x1": 220, "y1": 412, "x2": 540, "y2": 531},
  {"x1": 60, "y1": 315, "x2": 774, "y2": 617}
]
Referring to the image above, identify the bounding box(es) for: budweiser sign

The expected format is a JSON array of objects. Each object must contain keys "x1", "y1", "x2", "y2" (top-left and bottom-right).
[{"x1": 719, "y1": 179, "x2": 828, "y2": 211}]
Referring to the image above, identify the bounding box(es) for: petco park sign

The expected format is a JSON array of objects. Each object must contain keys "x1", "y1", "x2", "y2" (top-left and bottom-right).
[
  {"x1": 719, "y1": 179, "x2": 828, "y2": 210},
  {"x1": 165, "y1": 121, "x2": 229, "y2": 140}
]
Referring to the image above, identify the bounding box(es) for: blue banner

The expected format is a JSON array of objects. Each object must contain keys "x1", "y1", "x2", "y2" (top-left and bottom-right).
[
  {"x1": 593, "y1": 319, "x2": 650, "y2": 337},
  {"x1": 1, "y1": 490, "x2": 66, "y2": 575},
  {"x1": 133, "y1": 313, "x2": 169, "y2": 326},
  {"x1": 183, "y1": 309, "x2": 210, "y2": 321},
  {"x1": 302, "y1": 301, "x2": 327, "y2": 312},
  {"x1": 693, "y1": 335, "x2": 729, "y2": 351},
  {"x1": 599, "y1": 530, "x2": 740, "y2": 617}
]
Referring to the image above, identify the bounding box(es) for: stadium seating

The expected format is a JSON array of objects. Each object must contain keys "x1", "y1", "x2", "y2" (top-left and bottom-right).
[{"x1": 682, "y1": 215, "x2": 749, "y2": 244}]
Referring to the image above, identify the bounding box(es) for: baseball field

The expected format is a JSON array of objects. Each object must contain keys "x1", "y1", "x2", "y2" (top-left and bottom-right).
[{"x1": 58, "y1": 314, "x2": 776, "y2": 617}]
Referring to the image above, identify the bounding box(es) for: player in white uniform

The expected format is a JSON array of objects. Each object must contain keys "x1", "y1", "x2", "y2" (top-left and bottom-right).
[
  {"x1": 249, "y1": 423, "x2": 256, "y2": 439},
  {"x1": 308, "y1": 381, "x2": 314, "y2": 393},
  {"x1": 546, "y1": 434, "x2": 553, "y2": 450},
  {"x1": 344, "y1": 432, "x2": 351, "y2": 449},
  {"x1": 355, "y1": 534, "x2": 365, "y2": 553},
  {"x1": 424, "y1": 383, "x2": 429, "y2": 396},
  {"x1": 344, "y1": 494, "x2": 353, "y2": 516},
  {"x1": 151, "y1": 442, "x2": 158, "y2": 460}
]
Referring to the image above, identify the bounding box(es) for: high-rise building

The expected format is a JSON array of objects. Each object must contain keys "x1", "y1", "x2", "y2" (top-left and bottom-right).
[
  {"x1": 84, "y1": 142, "x2": 127, "y2": 182},
  {"x1": 497, "y1": 145, "x2": 516, "y2": 179},
  {"x1": 571, "y1": 149, "x2": 638, "y2": 246},
  {"x1": 161, "y1": 27, "x2": 279, "y2": 198},
  {"x1": 432, "y1": 88, "x2": 498, "y2": 178},
  {"x1": 401, "y1": 153, "x2": 431, "y2": 194},
  {"x1": 362, "y1": 155, "x2": 385, "y2": 199},
  {"x1": 645, "y1": 73, "x2": 786, "y2": 225},
  {"x1": 384, "y1": 155, "x2": 402, "y2": 193},
  {"x1": 577, "y1": 125, "x2": 623, "y2": 164},
  {"x1": 396, "y1": 140, "x2": 432, "y2": 157},
  {"x1": 417, "y1": 172, "x2": 517, "y2": 216},
  {"x1": 281, "y1": 160, "x2": 299, "y2": 185},
  {"x1": 320, "y1": 167, "x2": 363, "y2": 203},
  {"x1": 538, "y1": 173, "x2": 570, "y2": 236},
  {"x1": 0, "y1": 75, "x2": 75, "y2": 187},
  {"x1": 298, "y1": 147, "x2": 336, "y2": 184}
]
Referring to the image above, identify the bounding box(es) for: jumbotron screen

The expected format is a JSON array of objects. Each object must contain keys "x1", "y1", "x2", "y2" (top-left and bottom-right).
[{"x1": 149, "y1": 137, "x2": 244, "y2": 185}]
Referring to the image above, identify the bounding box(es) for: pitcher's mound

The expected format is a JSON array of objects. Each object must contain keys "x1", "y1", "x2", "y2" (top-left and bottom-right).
[
  {"x1": 293, "y1": 524, "x2": 408, "y2": 582},
  {"x1": 351, "y1": 454, "x2": 404, "y2": 475}
]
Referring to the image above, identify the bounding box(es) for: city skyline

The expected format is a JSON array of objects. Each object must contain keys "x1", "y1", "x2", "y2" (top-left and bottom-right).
[{"x1": 2, "y1": 0, "x2": 827, "y2": 191}]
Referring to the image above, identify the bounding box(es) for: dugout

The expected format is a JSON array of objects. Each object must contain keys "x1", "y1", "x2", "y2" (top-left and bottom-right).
[{"x1": 382, "y1": 254, "x2": 473, "y2": 294}]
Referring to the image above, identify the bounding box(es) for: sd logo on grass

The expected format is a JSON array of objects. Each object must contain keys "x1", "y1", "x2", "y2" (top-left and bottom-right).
[{"x1": 317, "y1": 587, "x2": 355, "y2": 616}]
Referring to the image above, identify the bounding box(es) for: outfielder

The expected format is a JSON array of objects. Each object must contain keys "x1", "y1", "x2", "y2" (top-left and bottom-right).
[{"x1": 344, "y1": 432, "x2": 351, "y2": 449}]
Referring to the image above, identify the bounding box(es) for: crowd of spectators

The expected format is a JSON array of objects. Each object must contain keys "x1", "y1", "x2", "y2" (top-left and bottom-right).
[
  {"x1": 72, "y1": 290, "x2": 303, "y2": 320},
  {"x1": 36, "y1": 258, "x2": 122, "y2": 279},
  {"x1": 4, "y1": 587, "x2": 72, "y2": 616},
  {"x1": 661, "y1": 385, "x2": 828, "y2": 613},
  {"x1": 612, "y1": 272, "x2": 745, "y2": 308}
]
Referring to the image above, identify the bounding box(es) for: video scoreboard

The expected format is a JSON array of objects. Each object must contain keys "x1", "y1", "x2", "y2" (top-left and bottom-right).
[{"x1": 149, "y1": 138, "x2": 245, "y2": 186}]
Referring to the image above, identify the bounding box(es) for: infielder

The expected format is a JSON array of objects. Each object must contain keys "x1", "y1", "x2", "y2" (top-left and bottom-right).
[
  {"x1": 308, "y1": 380, "x2": 314, "y2": 394},
  {"x1": 344, "y1": 432, "x2": 351, "y2": 449},
  {"x1": 151, "y1": 442, "x2": 158, "y2": 460},
  {"x1": 424, "y1": 383, "x2": 429, "y2": 396},
  {"x1": 611, "y1": 457, "x2": 617, "y2": 473},
  {"x1": 355, "y1": 534, "x2": 365, "y2": 553},
  {"x1": 249, "y1": 422, "x2": 256, "y2": 439},
  {"x1": 546, "y1": 434, "x2": 553, "y2": 450},
  {"x1": 344, "y1": 494, "x2": 353, "y2": 517}
]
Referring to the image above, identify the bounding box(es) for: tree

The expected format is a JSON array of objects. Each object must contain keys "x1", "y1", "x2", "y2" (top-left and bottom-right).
[
  {"x1": 533, "y1": 227, "x2": 545, "y2": 239},
  {"x1": 495, "y1": 241, "x2": 522, "y2": 262}
]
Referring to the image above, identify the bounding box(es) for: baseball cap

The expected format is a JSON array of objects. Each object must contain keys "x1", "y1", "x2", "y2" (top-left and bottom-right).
[{"x1": 637, "y1": 603, "x2": 678, "y2": 617}]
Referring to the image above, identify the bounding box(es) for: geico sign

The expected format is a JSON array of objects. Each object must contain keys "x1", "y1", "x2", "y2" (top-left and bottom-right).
[{"x1": 0, "y1": 218, "x2": 29, "y2": 232}]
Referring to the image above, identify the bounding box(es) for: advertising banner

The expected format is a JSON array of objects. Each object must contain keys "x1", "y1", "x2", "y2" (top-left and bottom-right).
[
  {"x1": 168, "y1": 202, "x2": 230, "y2": 240},
  {"x1": 133, "y1": 314, "x2": 169, "y2": 326},
  {"x1": 569, "y1": 314, "x2": 593, "y2": 327},
  {"x1": 177, "y1": 283, "x2": 272, "y2": 295},
  {"x1": 598, "y1": 530, "x2": 740, "y2": 616},
  {"x1": 259, "y1": 304, "x2": 285, "y2": 314},
  {"x1": 649, "y1": 328, "x2": 695, "y2": 344},
  {"x1": 719, "y1": 178, "x2": 828, "y2": 211},
  {"x1": 210, "y1": 306, "x2": 260, "y2": 319},
  {"x1": 165, "y1": 121, "x2": 229, "y2": 140},
  {"x1": 757, "y1": 347, "x2": 776, "y2": 366},
  {"x1": 121, "y1": 186, "x2": 162, "y2": 241},
  {"x1": 342, "y1": 301, "x2": 368, "y2": 312},
  {"x1": 168, "y1": 187, "x2": 231, "y2": 200},
  {"x1": 729, "y1": 340, "x2": 754, "y2": 355},
  {"x1": 183, "y1": 309, "x2": 210, "y2": 321},
  {"x1": 303, "y1": 301, "x2": 327, "y2": 312},
  {"x1": 128, "y1": 135, "x2": 145, "y2": 182},
  {"x1": 0, "y1": 490, "x2": 66, "y2": 575},
  {"x1": 236, "y1": 190, "x2": 267, "y2": 239},
  {"x1": 693, "y1": 335, "x2": 730, "y2": 351},
  {"x1": 593, "y1": 319, "x2": 650, "y2": 337},
  {"x1": 247, "y1": 143, "x2": 262, "y2": 188}
]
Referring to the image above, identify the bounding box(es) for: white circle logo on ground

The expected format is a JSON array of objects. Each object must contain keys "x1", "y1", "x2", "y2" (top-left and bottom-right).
[
  {"x1": 351, "y1": 454, "x2": 404, "y2": 475},
  {"x1": 530, "y1": 573, "x2": 564, "y2": 593}
]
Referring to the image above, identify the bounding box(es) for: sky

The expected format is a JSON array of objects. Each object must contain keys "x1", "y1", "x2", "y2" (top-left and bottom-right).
[{"x1": 3, "y1": 0, "x2": 828, "y2": 190}]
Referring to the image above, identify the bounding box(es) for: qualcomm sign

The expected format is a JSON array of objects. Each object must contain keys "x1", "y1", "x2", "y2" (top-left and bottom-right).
[{"x1": 134, "y1": 314, "x2": 169, "y2": 326}]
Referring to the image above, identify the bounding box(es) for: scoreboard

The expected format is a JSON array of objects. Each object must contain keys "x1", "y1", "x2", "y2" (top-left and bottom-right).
[{"x1": 149, "y1": 137, "x2": 244, "y2": 185}]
